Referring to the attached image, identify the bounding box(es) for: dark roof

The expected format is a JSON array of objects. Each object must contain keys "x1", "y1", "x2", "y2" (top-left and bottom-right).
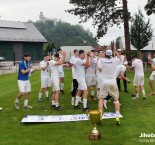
[{"x1": 0, "y1": 20, "x2": 47, "y2": 43}]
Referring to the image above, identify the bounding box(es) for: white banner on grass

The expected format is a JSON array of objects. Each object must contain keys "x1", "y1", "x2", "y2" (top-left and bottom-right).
[{"x1": 21, "y1": 112, "x2": 123, "y2": 123}]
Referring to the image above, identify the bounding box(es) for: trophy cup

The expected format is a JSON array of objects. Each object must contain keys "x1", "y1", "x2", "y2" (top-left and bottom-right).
[{"x1": 87, "y1": 110, "x2": 101, "y2": 140}]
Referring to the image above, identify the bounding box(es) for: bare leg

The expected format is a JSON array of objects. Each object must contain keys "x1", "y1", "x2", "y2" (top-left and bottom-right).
[
  {"x1": 14, "y1": 92, "x2": 25, "y2": 109},
  {"x1": 98, "y1": 98, "x2": 104, "y2": 112},
  {"x1": 149, "y1": 80, "x2": 155, "y2": 95}
]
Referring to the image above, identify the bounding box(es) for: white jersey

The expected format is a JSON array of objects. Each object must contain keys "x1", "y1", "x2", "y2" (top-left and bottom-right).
[
  {"x1": 151, "y1": 58, "x2": 155, "y2": 73},
  {"x1": 119, "y1": 55, "x2": 125, "y2": 65},
  {"x1": 58, "y1": 54, "x2": 63, "y2": 73},
  {"x1": 132, "y1": 59, "x2": 144, "y2": 76},
  {"x1": 86, "y1": 57, "x2": 97, "y2": 77},
  {"x1": 116, "y1": 65, "x2": 126, "y2": 78},
  {"x1": 49, "y1": 60, "x2": 59, "y2": 78},
  {"x1": 40, "y1": 60, "x2": 50, "y2": 76},
  {"x1": 98, "y1": 57, "x2": 120, "y2": 83},
  {"x1": 96, "y1": 57, "x2": 102, "y2": 77},
  {"x1": 74, "y1": 58, "x2": 86, "y2": 79},
  {"x1": 70, "y1": 55, "x2": 78, "y2": 79}
]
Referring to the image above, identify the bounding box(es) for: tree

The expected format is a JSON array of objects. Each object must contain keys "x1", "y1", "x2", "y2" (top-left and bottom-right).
[
  {"x1": 43, "y1": 42, "x2": 56, "y2": 53},
  {"x1": 130, "y1": 9, "x2": 153, "y2": 58},
  {"x1": 116, "y1": 36, "x2": 121, "y2": 49},
  {"x1": 68, "y1": 0, "x2": 124, "y2": 38},
  {"x1": 145, "y1": 0, "x2": 155, "y2": 15},
  {"x1": 123, "y1": 0, "x2": 130, "y2": 51},
  {"x1": 68, "y1": 0, "x2": 131, "y2": 50},
  {"x1": 34, "y1": 20, "x2": 98, "y2": 47}
]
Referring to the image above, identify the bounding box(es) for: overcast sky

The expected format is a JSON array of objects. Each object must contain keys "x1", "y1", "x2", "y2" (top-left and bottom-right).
[{"x1": 0, "y1": 0, "x2": 154, "y2": 45}]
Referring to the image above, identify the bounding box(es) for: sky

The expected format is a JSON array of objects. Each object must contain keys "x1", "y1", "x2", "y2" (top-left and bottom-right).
[{"x1": 0, "y1": 0, "x2": 154, "y2": 45}]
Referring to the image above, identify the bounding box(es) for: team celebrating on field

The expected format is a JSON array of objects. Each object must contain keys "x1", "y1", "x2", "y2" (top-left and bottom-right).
[{"x1": 3, "y1": 44, "x2": 154, "y2": 125}]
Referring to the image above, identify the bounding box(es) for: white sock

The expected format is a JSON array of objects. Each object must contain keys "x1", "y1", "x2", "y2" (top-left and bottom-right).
[
  {"x1": 115, "y1": 111, "x2": 120, "y2": 118},
  {"x1": 15, "y1": 98, "x2": 19, "y2": 103},
  {"x1": 83, "y1": 99, "x2": 87, "y2": 108},
  {"x1": 45, "y1": 91, "x2": 49, "y2": 98},
  {"x1": 60, "y1": 83, "x2": 64, "y2": 90},
  {"x1": 55, "y1": 103, "x2": 59, "y2": 107},
  {"x1": 52, "y1": 100, "x2": 55, "y2": 105},
  {"x1": 97, "y1": 91, "x2": 100, "y2": 99},
  {"x1": 136, "y1": 93, "x2": 139, "y2": 98},
  {"x1": 91, "y1": 91, "x2": 95, "y2": 96},
  {"x1": 75, "y1": 96, "x2": 80, "y2": 106},
  {"x1": 142, "y1": 90, "x2": 146, "y2": 96},
  {"x1": 72, "y1": 97, "x2": 74, "y2": 102},
  {"x1": 24, "y1": 100, "x2": 28, "y2": 106},
  {"x1": 38, "y1": 93, "x2": 42, "y2": 99}
]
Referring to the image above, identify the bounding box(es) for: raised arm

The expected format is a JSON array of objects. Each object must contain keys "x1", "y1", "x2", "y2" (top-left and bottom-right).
[
  {"x1": 113, "y1": 43, "x2": 120, "y2": 59},
  {"x1": 55, "y1": 51, "x2": 66, "y2": 65},
  {"x1": 82, "y1": 52, "x2": 90, "y2": 67}
]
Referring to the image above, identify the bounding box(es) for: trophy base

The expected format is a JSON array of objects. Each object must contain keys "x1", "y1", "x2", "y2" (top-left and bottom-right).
[{"x1": 89, "y1": 133, "x2": 101, "y2": 140}]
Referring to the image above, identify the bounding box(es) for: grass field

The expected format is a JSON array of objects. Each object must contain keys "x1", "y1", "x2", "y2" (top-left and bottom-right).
[{"x1": 0, "y1": 68, "x2": 155, "y2": 145}]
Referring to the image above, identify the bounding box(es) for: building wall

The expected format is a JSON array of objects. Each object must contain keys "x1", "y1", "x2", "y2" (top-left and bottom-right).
[
  {"x1": 60, "y1": 46, "x2": 94, "y2": 62},
  {"x1": 0, "y1": 41, "x2": 44, "y2": 61},
  {"x1": 0, "y1": 42, "x2": 14, "y2": 60},
  {"x1": 23, "y1": 42, "x2": 43, "y2": 61}
]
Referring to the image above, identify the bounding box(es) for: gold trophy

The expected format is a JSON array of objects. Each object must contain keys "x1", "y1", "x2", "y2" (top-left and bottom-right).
[{"x1": 87, "y1": 110, "x2": 101, "y2": 140}]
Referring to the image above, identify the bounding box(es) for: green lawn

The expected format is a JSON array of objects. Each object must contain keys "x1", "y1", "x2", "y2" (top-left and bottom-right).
[{"x1": 0, "y1": 68, "x2": 155, "y2": 145}]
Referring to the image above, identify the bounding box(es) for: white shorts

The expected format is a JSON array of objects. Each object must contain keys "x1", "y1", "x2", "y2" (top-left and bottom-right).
[
  {"x1": 86, "y1": 76, "x2": 96, "y2": 86},
  {"x1": 18, "y1": 80, "x2": 31, "y2": 93},
  {"x1": 59, "y1": 71, "x2": 64, "y2": 78},
  {"x1": 51, "y1": 77, "x2": 60, "y2": 91},
  {"x1": 150, "y1": 72, "x2": 155, "y2": 81},
  {"x1": 41, "y1": 75, "x2": 51, "y2": 88},
  {"x1": 133, "y1": 75, "x2": 144, "y2": 86},
  {"x1": 99, "y1": 82, "x2": 119, "y2": 100},
  {"x1": 77, "y1": 78, "x2": 87, "y2": 90},
  {"x1": 97, "y1": 75, "x2": 102, "y2": 89}
]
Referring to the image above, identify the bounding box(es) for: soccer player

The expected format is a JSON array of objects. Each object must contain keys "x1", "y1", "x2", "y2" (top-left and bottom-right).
[
  {"x1": 117, "y1": 49, "x2": 129, "y2": 93},
  {"x1": 57, "y1": 48, "x2": 65, "y2": 94},
  {"x1": 130, "y1": 55, "x2": 146, "y2": 100},
  {"x1": 14, "y1": 53, "x2": 36, "y2": 109},
  {"x1": 74, "y1": 50, "x2": 90, "y2": 111},
  {"x1": 98, "y1": 46, "x2": 121, "y2": 125},
  {"x1": 49, "y1": 52, "x2": 66, "y2": 110},
  {"x1": 86, "y1": 50, "x2": 97, "y2": 100},
  {"x1": 103, "y1": 64, "x2": 130, "y2": 109},
  {"x1": 70, "y1": 49, "x2": 79, "y2": 105},
  {"x1": 96, "y1": 51, "x2": 105, "y2": 99},
  {"x1": 148, "y1": 53, "x2": 155, "y2": 95},
  {"x1": 38, "y1": 54, "x2": 51, "y2": 102}
]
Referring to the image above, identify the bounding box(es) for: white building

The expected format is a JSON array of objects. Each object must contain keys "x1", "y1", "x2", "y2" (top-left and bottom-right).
[
  {"x1": 120, "y1": 36, "x2": 155, "y2": 51},
  {"x1": 60, "y1": 46, "x2": 94, "y2": 62}
]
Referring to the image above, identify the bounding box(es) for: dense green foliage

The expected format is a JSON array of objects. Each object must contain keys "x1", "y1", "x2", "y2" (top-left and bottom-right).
[
  {"x1": 34, "y1": 20, "x2": 98, "y2": 48},
  {"x1": 145, "y1": 0, "x2": 155, "y2": 15},
  {"x1": 68, "y1": 0, "x2": 126, "y2": 38},
  {"x1": 0, "y1": 68, "x2": 154, "y2": 145}
]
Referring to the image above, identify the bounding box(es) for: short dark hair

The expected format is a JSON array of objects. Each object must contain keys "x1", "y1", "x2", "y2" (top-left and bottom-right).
[
  {"x1": 74, "y1": 49, "x2": 78, "y2": 53},
  {"x1": 57, "y1": 48, "x2": 62, "y2": 52},
  {"x1": 54, "y1": 53, "x2": 60, "y2": 58},
  {"x1": 24, "y1": 53, "x2": 31, "y2": 57},
  {"x1": 43, "y1": 53, "x2": 49, "y2": 57},
  {"x1": 131, "y1": 54, "x2": 136, "y2": 59},
  {"x1": 79, "y1": 50, "x2": 85, "y2": 55},
  {"x1": 90, "y1": 50, "x2": 94, "y2": 53}
]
